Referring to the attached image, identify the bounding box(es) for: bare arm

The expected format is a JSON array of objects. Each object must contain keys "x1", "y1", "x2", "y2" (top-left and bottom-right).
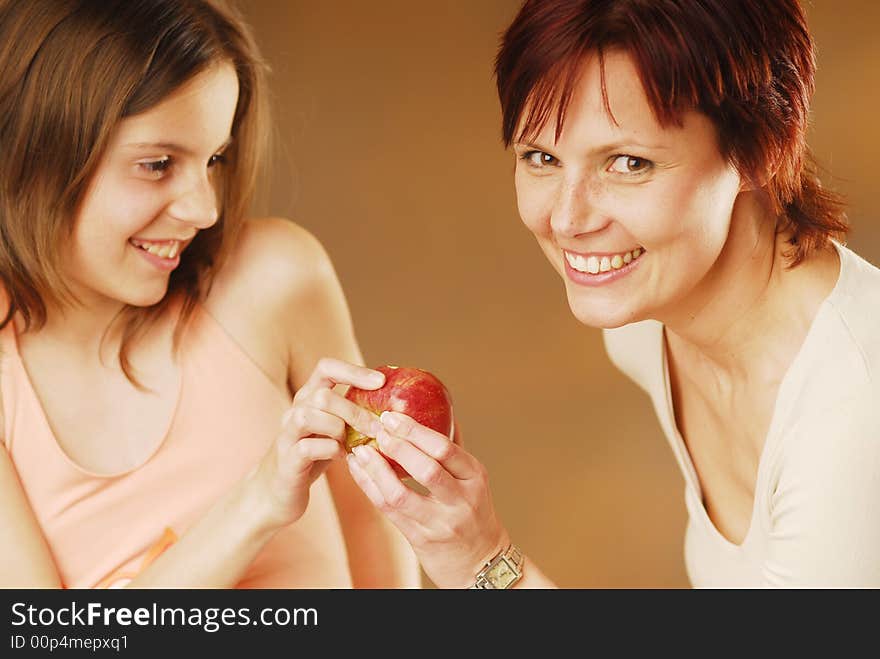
[
  {"x1": 0, "y1": 445, "x2": 63, "y2": 587},
  {"x1": 280, "y1": 221, "x2": 421, "y2": 588},
  {"x1": 130, "y1": 219, "x2": 419, "y2": 588}
]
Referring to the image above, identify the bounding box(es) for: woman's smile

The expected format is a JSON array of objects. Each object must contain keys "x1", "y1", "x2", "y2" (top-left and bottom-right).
[{"x1": 562, "y1": 246, "x2": 645, "y2": 287}]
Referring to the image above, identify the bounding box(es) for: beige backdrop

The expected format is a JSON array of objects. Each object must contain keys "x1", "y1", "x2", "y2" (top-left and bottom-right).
[{"x1": 237, "y1": 0, "x2": 880, "y2": 588}]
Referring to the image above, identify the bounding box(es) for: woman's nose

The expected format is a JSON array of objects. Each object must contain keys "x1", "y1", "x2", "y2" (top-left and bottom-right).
[{"x1": 550, "y1": 175, "x2": 609, "y2": 238}]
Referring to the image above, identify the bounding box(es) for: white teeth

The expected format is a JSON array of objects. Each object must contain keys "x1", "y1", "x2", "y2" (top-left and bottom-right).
[
  {"x1": 131, "y1": 239, "x2": 180, "y2": 259},
  {"x1": 564, "y1": 252, "x2": 590, "y2": 272},
  {"x1": 564, "y1": 247, "x2": 644, "y2": 274}
]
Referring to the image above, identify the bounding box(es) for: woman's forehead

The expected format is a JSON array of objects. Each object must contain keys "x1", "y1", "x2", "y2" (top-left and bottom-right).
[{"x1": 517, "y1": 50, "x2": 680, "y2": 147}]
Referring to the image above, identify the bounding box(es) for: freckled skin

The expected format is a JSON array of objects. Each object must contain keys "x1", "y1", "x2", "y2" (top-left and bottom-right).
[{"x1": 345, "y1": 365, "x2": 456, "y2": 478}]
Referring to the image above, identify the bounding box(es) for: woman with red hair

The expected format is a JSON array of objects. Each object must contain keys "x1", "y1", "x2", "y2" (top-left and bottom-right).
[{"x1": 347, "y1": 0, "x2": 880, "y2": 587}]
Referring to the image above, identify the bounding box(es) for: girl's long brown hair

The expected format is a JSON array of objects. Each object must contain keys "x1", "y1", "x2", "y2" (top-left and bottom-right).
[
  {"x1": 495, "y1": 0, "x2": 848, "y2": 266},
  {"x1": 0, "y1": 0, "x2": 269, "y2": 386}
]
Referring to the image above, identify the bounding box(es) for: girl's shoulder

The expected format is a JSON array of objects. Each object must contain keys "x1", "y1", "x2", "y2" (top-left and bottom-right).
[{"x1": 201, "y1": 217, "x2": 341, "y2": 393}]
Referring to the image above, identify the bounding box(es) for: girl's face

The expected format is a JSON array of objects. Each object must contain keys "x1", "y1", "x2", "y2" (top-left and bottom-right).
[
  {"x1": 513, "y1": 50, "x2": 743, "y2": 329},
  {"x1": 66, "y1": 63, "x2": 239, "y2": 309}
]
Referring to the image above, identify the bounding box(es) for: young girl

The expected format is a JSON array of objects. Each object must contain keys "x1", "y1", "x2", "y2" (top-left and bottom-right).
[
  {"x1": 345, "y1": 0, "x2": 880, "y2": 588},
  {"x1": 0, "y1": 0, "x2": 418, "y2": 588}
]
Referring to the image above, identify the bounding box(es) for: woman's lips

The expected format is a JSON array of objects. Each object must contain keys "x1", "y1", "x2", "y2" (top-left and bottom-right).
[{"x1": 562, "y1": 247, "x2": 645, "y2": 287}]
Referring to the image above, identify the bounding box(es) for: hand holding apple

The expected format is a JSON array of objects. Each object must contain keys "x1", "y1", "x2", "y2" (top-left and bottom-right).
[
  {"x1": 344, "y1": 365, "x2": 458, "y2": 478},
  {"x1": 249, "y1": 358, "x2": 386, "y2": 529},
  {"x1": 345, "y1": 394, "x2": 511, "y2": 589}
]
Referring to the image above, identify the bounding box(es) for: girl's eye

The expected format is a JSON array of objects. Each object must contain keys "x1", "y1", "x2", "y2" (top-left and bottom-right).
[
  {"x1": 520, "y1": 150, "x2": 559, "y2": 169},
  {"x1": 608, "y1": 155, "x2": 652, "y2": 175},
  {"x1": 208, "y1": 153, "x2": 226, "y2": 168},
  {"x1": 138, "y1": 157, "x2": 171, "y2": 177}
]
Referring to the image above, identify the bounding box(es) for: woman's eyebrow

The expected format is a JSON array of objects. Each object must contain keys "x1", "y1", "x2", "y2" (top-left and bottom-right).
[
  {"x1": 513, "y1": 140, "x2": 556, "y2": 152},
  {"x1": 514, "y1": 138, "x2": 672, "y2": 154}
]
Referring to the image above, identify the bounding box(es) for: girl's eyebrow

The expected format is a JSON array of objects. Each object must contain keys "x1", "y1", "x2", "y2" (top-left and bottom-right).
[{"x1": 123, "y1": 136, "x2": 233, "y2": 156}]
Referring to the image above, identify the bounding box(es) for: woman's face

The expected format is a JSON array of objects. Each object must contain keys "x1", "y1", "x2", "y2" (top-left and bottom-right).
[
  {"x1": 513, "y1": 50, "x2": 743, "y2": 329},
  {"x1": 65, "y1": 63, "x2": 239, "y2": 309}
]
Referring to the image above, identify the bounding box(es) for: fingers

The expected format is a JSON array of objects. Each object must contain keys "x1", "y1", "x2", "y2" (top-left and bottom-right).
[
  {"x1": 346, "y1": 446, "x2": 432, "y2": 527},
  {"x1": 296, "y1": 358, "x2": 385, "y2": 400},
  {"x1": 272, "y1": 437, "x2": 346, "y2": 492},
  {"x1": 378, "y1": 411, "x2": 477, "y2": 480},
  {"x1": 288, "y1": 437, "x2": 347, "y2": 465},
  {"x1": 284, "y1": 387, "x2": 381, "y2": 440},
  {"x1": 374, "y1": 428, "x2": 460, "y2": 499},
  {"x1": 280, "y1": 405, "x2": 346, "y2": 442}
]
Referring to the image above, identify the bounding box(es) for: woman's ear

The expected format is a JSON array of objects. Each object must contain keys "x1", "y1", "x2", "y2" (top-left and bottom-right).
[
  {"x1": 739, "y1": 167, "x2": 772, "y2": 193},
  {"x1": 739, "y1": 151, "x2": 780, "y2": 193}
]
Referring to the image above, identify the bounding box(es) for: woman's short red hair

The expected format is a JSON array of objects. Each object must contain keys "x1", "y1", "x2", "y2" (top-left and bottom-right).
[{"x1": 495, "y1": 0, "x2": 848, "y2": 265}]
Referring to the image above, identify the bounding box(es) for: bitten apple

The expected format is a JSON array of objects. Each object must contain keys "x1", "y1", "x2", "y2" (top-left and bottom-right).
[{"x1": 344, "y1": 365, "x2": 458, "y2": 479}]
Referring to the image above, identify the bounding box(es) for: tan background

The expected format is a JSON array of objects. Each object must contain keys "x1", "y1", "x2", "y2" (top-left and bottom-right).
[{"x1": 237, "y1": 0, "x2": 880, "y2": 587}]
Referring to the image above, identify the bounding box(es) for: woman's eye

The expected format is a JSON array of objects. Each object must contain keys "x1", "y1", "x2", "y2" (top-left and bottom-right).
[
  {"x1": 521, "y1": 150, "x2": 559, "y2": 169},
  {"x1": 138, "y1": 157, "x2": 171, "y2": 177},
  {"x1": 608, "y1": 155, "x2": 651, "y2": 175},
  {"x1": 208, "y1": 153, "x2": 226, "y2": 168}
]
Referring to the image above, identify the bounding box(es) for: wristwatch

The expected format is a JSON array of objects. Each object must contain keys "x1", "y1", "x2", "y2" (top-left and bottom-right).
[{"x1": 470, "y1": 544, "x2": 524, "y2": 589}]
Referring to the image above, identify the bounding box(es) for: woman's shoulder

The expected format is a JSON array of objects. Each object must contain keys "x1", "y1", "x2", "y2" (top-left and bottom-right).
[
  {"x1": 775, "y1": 382, "x2": 879, "y2": 493},
  {"x1": 791, "y1": 243, "x2": 880, "y2": 407},
  {"x1": 202, "y1": 217, "x2": 341, "y2": 391},
  {"x1": 826, "y1": 244, "x2": 880, "y2": 373}
]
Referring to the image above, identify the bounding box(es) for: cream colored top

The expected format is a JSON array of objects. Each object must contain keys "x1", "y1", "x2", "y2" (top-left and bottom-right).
[{"x1": 603, "y1": 242, "x2": 880, "y2": 587}]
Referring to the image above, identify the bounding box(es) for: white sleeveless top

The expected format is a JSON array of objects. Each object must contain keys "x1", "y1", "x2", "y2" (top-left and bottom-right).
[{"x1": 602, "y1": 242, "x2": 880, "y2": 587}]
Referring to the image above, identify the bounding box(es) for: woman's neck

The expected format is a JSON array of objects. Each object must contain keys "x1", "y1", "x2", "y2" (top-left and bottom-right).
[{"x1": 658, "y1": 191, "x2": 840, "y2": 385}]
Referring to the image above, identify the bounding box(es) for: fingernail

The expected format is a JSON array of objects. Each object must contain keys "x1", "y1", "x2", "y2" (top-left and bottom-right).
[
  {"x1": 375, "y1": 429, "x2": 390, "y2": 448},
  {"x1": 370, "y1": 372, "x2": 385, "y2": 386},
  {"x1": 380, "y1": 411, "x2": 399, "y2": 429},
  {"x1": 345, "y1": 454, "x2": 358, "y2": 471},
  {"x1": 352, "y1": 445, "x2": 369, "y2": 464},
  {"x1": 369, "y1": 419, "x2": 382, "y2": 438}
]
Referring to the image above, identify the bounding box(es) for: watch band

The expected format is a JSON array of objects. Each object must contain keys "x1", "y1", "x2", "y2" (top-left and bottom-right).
[{"x1": 470, "y1": 544, "x2": 524, "y2": 589}]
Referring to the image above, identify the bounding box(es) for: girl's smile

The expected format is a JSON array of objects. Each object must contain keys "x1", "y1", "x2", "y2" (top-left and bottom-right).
[{"x1": 64, "y1": 63, "x2": 239, "y2": 310}]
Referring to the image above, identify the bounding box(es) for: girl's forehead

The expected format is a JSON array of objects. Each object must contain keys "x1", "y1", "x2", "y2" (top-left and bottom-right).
[{"x1": 112, "y1": 65, "x2": 239, "y2": 152}]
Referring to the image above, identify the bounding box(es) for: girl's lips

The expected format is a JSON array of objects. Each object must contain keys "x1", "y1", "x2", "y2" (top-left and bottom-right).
[
  {"x1": 563, "y1": 250, "x2": 644, "y2": 287},
  {"x1": 130, "y1": 241, "x2": 181, "y2": 272}
]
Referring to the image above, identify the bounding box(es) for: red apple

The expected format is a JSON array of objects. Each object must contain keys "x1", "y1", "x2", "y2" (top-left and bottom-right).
[{"x1": 344, "y1": 365, "x2": 458, "y2": 479}]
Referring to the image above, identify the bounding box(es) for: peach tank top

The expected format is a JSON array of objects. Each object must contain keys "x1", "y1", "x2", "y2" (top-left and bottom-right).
[{"x1": 0, "y1": 296, "x2": 352, "y2": 588}]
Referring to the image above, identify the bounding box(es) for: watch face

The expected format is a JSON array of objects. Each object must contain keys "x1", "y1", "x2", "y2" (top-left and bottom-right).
[{"x1": 487, "y1": 558, "x2": 518, "y2": 589}]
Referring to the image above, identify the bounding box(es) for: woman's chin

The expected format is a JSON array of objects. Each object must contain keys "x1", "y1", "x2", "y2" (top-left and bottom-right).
[{"x1": 566, "y1": 297, "x2": 644, "y2": 329}]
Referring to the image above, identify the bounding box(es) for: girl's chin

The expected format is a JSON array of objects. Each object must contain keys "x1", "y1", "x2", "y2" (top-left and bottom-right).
[{"x1": 115, "y1": 283, "x2": 170, "y2": 308}]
